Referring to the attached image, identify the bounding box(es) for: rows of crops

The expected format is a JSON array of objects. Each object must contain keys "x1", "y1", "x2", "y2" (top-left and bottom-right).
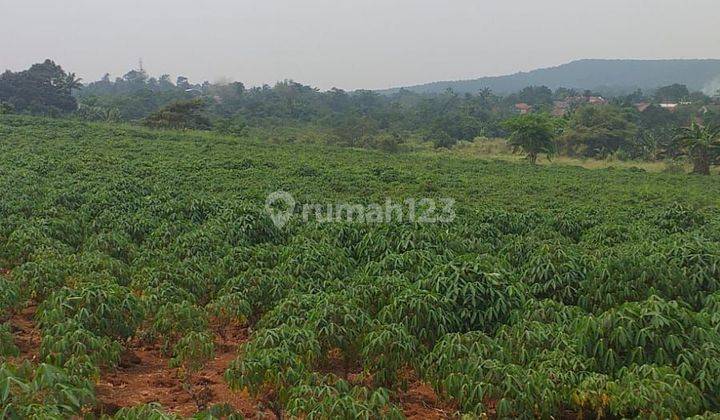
[{"x1": 1, "y1": 115, "x2": 720, "y2": 418}]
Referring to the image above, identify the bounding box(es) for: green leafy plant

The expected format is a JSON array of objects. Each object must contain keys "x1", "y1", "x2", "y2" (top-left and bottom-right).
[
  {"x1": 0, "y1": 277, "x2": 20, "y2": 319},
  {"x1": 572, "y1": 364, "x2": 704, "y2": 418},
  {"x1": 360, "y1": 323, "x2": 418, "y2": 388},
  {"x1": 37, "y1": 283, "x2": 144, "y2": 340},
  {"x1": 378, "y1": 287, "x2": 457, "y2": 347},
  {"x1": 40, "y1": 320, "x2": 122, "y2": 378},
  {"x1": 170, "y1": 331, "x2": 216, "y2": 411},
  {"x1": 502, "y1": 113, "x2": 559, "y2": 163},
  {"x1": 206, "y1": 293, "x2": 251, "y2": 339},
  {"x1": 144, "y1": 301, "x2": 209, "y2": 354},
  {"x1": 674, "y1": 122, "x2": 720, "y2": 175},
  {"x1": 0, "y1": 323, "x2": 19, "y2": 358},
  {"x1": 225, "y1": 325, "x2": 321, "y2": 418},
  {"x1": 0, "y1": 361, "x2": 96, "y2": 418},
  {"x1": 286, "y1": 380, "x2": 404, "y2": 419},
  {"x1": 421, "y1": 258, "x2": 526, "y2": 332},
  {"x1": 103, "y1": 402, "x2": 181, "y2": 420}
]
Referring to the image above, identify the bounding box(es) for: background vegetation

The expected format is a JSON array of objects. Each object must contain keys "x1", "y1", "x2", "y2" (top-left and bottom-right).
[{"x1": 3, "y1": 60, "x2": 720, "y2": 168}]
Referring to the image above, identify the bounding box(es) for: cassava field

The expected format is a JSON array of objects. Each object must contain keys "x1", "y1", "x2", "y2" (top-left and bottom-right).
[{"x1": 1, "y1": 114, "x2": 720, "y2": 419}]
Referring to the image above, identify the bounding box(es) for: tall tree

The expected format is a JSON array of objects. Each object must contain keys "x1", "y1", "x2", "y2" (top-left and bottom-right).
[
  {"x1": 558, "y1": 105, "x2": 638, "y2": 157},
  {"x1": 502, "y1": 113, "x2": 559, "y2": 164},
  {"x1": 0, "y1": 59, "x2": 78, "y2": 114},
  {"x1": 61, "y1": 72, "x2": 83, "y2": 94}
]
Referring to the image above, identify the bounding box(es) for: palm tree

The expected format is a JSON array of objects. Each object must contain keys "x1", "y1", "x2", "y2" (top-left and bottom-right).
[
  {"x1": 62, "y1": 73, "x2": 83, "y2": 94},
  {"x1": 675, "y1": 122, "x2": 720, "y2": 175},
  {"x1": 502, "y1": 113, "x2": 559, "y2": 164}
]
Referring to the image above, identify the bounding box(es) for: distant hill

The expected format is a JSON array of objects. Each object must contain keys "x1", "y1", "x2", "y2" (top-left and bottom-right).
[{"x1": 380, "y1": 59, "x2": 720, "y2": 96}]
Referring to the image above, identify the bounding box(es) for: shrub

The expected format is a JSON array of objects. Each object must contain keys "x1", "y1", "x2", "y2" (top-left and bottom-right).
[
  {"x1": 0, "y1": 362, "x2": 96, "y2": 418},
  {"x1": 143, "y1": 99, "x2": 211, "y2": 130},
  {"x1": 144, "y1": 301, "x2": 209, "y2": 354},
  {"x1": 286, "y1": 381, "x2": 403, "y2": 419},
  {"x1": 572, "y1": 365, "x2": 704, "y2": 418},
  {"x1": 37, "y1": 283, "x2": 144, "y2": 340},
  {"x1": 360, "y1": 323, "x2": 419, "y2": 388},
  {"x1": 40, "y1": 322, "x2": 122, "y2": 378},
  {"x1": 421, "y1": 258, "x2": 526, "y2": 332},
  {"x1": 0, "y1": 323, "x2": 19, "y2": 358},
  {"x1": 378, "y1": 287, "x2": 457, "y2": 346}
]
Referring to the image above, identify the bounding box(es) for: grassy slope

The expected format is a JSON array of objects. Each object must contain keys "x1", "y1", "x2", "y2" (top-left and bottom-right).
[
  {"x1": 447, "y1": 138, "x2": 716, "y2": 174},
  {"x1": 1, "y1": 115, "x2": 717, "y2": 215}
]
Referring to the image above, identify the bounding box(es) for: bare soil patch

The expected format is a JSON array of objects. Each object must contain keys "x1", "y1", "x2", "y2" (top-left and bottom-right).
[
  {"x1": 7, "y1": 304, "x2": 41, "y2": 364},
  {"x1": 96, "y1": 325, "x2": 273, "y2": 418}
]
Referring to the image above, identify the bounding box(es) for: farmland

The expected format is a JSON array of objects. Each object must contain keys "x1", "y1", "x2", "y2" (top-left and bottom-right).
[{"x1": 1, "y1": 114, "x2": 720, "y2": 418}]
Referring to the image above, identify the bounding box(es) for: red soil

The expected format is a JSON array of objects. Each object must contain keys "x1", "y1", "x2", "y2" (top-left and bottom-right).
[
  {"x1": 401, "y1": 381, "x2": 455, "y2": 419},
  {"x1": 7, "y1": 304, "x2": 41, "y2": 364},
  {"x1": 5, "y1": 303, "x2": 455, "y2": 419},
  {"x1": 96, "y1": 325, "x2": 273, "y2": 418}
]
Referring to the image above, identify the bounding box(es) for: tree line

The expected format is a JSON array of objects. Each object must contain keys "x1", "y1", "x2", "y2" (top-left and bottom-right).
[{"x1": 2, "y1": 59, "x2": 720, "y2": 168}]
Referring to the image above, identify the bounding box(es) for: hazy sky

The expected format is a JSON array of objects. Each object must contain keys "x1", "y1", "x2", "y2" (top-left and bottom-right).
[{"x1": 2, "y1": 0, "x2": 719, "y2": 90}]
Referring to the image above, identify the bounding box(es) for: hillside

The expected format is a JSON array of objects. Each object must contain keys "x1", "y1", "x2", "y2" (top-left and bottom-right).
[
  {"x1": 380, "y1": 59, "x2": 720, "y2": 95},
  {"x1": 2, "y1": 116, "x2": 720, "y2": 418}
]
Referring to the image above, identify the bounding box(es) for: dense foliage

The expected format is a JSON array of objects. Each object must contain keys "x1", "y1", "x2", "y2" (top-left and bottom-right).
[
  {"x1": 502, "y1": 113, "x2": 559, "y2": 163},
  {"x1": 4, "y1": 60, "x2": 720, "y2": 163},
  {"x1": 1, "y1": 115, "x2": 719, "y2": 418},
  {"x1": 0, "y1": 60, "x2": 80, "y2": 115}
]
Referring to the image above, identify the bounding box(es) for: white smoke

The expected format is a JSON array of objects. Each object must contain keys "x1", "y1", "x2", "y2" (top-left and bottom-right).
[{"x1": 702, "y1": 75, "x2": 720, "y2": 96}]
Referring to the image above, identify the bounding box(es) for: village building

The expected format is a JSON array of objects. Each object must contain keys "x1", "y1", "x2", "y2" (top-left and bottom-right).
[
  {"x1": 515, "y1": 103, "x2": 532, "y2": 114},
  {"x1": 587, "y1": 96, "x2": 608, "y2": 105},
  {"x1": 634, "y1": 102, "x2": 652, "y2": 112}
]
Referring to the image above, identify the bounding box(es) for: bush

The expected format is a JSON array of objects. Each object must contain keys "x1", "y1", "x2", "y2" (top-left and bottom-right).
[
  {"x1": 0, "y1": 102, "x2": 14, "y2": 115},
  {"x1": 37, "y1": 283, "x2": 144, "y2": 340},
  {"x1": 143, "y1": 99, "x2": 211, "y2": 130},
  {"x1": 145, "y1": 301, "x2": 209, "y2": 354},
  {"x1": 0, "y1": 323, "x2": 19, "y2": 357},
  {"x1": 360, "y1": 323, "x2": 418, "y2": 388},
  {"x1": 0, "y1": 362, "x2": 96, "y2": 418},
  {"x1": 572, "y1": 365, "x2": 704, "y2": 418}
]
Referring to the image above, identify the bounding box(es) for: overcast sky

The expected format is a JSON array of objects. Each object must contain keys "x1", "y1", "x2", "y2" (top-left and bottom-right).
[{"x1": 1, "y1": 0, "x2": 719, "y2": 90}]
